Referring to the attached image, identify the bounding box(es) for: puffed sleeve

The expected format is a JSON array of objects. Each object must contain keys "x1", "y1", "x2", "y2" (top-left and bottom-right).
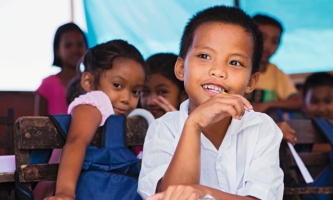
[
  {"x1": 67, "y1": 91, "x2": 114, "y2": 126},
  {"x1": 237, "y1": 114, "x2": 284, "y2": 200}
]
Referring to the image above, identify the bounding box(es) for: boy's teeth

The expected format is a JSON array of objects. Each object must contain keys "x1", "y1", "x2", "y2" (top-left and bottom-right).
[{"x1": 203, "y1": 85, "x2": 224, "y2": 93}]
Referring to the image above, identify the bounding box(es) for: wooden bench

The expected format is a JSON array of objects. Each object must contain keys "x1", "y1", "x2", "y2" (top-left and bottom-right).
[
  {"x1": 283, "y1": 119, "x2": 333, "y2": 199},
  {"x1": 0, "y1": 115, "x2": 148, "y2": 193}
]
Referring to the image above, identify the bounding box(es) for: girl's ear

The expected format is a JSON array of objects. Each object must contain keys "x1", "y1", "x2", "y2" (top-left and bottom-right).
[
  {"x1": 245, "y1": 72, "x2": 260, "y2": 93},
  {"x1": 81, "y1": 72, "x2": 95, "y2": 92},
  {"x1": 174, "y1": 57, "x2": 185, "y2": 81}
]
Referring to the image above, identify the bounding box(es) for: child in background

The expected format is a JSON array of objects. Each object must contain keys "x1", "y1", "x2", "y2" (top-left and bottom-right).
[
  {"x1": 45, "y1": 39, "x2": 147, "y2": 200},
  {"x1": 250, "y1": 14, "x2": 301, "y2": 114},
  {"x1": 34, "y1": 22, "x2": 88, "y2": 115},
  {"x1": 140, "y1": 53, "x2": 188, "y2": 119},
  {"x1": 302, "y1": 72, "x2": 333, "y2": 119},
  {"x1": 251, "y1": 14, "x2": 300, "y2": 146},
  {"x1": 33, "y1": 23, "x2": 88, "y2": 200},
  {"x1": 139, "y1": 5, "x2": 283, "y2": 200}
]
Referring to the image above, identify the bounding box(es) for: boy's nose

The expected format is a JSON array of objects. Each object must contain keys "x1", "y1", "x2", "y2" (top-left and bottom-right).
[{"x1": 209, "y1": 64, "x2": 226, "y2": 78}]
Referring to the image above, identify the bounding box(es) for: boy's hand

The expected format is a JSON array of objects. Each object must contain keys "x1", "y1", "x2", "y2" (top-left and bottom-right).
[
  {"x1": 147, "y1": 184, "x2": 207, "y2": 200},
  {"x1": 188, "y1": 93, "x2": 252, "y2": 129},
  {"x1": 153, "y1": 96, "x2": 178, "y2": 112},
  {"x1": 277, "y1": 121, "x2": 297, "y2": 145}
]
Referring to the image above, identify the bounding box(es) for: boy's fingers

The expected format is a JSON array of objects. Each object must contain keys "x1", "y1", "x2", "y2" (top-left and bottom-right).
[{"x1": 146, "y1": 192, "x2": 164, "y2": 200}]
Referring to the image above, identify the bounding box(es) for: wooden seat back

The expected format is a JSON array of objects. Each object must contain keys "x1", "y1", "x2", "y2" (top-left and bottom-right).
[
  {"x1": 13, "y1": 115, "x2": 148, "y2": 189},
  {"x1": 284, "y1": 119, "x2": 333, "y2": 197}
]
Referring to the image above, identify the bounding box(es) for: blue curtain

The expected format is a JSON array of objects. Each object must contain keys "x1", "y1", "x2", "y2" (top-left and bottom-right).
[
  {"x1": 83, "y1": 0, "x2": 333, "y2": 74},
  {"x1": 83, "y1": 0, "x2": 233, "y2": 59},
  {"x1": 240, "y1": 0, "x2": 333, "y2": 73}
]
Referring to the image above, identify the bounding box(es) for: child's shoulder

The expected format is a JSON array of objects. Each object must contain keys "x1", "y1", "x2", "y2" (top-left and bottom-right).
[
  {"x1": 68, "y1": 91, "x2": 113, "y2": 124},
  {"x1": 244, "y1": 111, "x2": 280, "y2": 132},
  {"x1": 245, "y1": 111, "x2": 282, "y2": 138},
  {"x1": 41, "y1": 74, "x2": 59, "y2": 83},
  {"x1": 147, "y1": 111, "x2": 183, "y2": 137}
]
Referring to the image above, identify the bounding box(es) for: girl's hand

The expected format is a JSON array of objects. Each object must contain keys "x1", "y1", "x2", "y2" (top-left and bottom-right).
[
  {"x1": 147, "y1": 184, "x2": 207, "y2": 200},
  {"x1": 188, "y1": 93, "x2": 252, "y2": 129},
  {"x1": 153, "y1": 96, "x2": 177, "y2": 112},
  {"x1": 44, "y1": 193, "x2": 74, "y2": 200}
]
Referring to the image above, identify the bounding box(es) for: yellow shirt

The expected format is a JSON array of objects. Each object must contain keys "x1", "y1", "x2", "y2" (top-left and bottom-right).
[{"x1": 246, "y1": 63, "x2": 297, "y2": 102}]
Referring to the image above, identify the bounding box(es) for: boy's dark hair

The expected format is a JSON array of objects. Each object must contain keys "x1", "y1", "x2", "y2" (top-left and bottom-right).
[
  {"x1": 252, "y1": 14, "x2": 283, "y2": 34},
  {"x1": 53, "y1": 23, "x2": 88, "y2": 68},
  {"x1": 303, "y1": 72, "x2": 333, "y2": 99},
  {"x1": 145, "y1": 53, "x2": 184, "y2": 92},
  {"x1": 82, "y1": 39, "x2": 147, "y2": 88},
  {"x1": 179, "y1": 5, "x2": 263, "y2": 74}
]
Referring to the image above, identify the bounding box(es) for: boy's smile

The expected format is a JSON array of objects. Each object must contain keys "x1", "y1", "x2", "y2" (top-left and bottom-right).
[{"x1": 175, "y1": 22, "x2": 258, "y2": 111}]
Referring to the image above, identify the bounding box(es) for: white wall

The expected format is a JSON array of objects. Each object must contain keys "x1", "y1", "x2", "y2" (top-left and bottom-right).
[{"x1": 0, "y1": 0, "x2": 86, "y2": 91}]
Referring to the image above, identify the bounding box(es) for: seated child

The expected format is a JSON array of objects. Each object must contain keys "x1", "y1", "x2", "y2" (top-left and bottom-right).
[
  {"x1": 301, "y1": 72, "x2": 333, "y2": 153},
  {"x1": 141, "y1": 53, "x2": 188, "y2": 119},
  {"x1": 302, "y1": 72, "x2": 333, "y2": 119},
  {"x1": 138, "y1": 5, "x2": 284, "y2": 200},
  {"x1": 45, "y1": 39, "x2": 147, "y2": 200}
]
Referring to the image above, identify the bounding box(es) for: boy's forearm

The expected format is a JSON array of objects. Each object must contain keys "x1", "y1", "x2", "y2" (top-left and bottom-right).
[
  {"x1": 159, "y1": 118, "x2": 202, "y2": 191},
  {"x1": 198, "y1": 184, "x2": 259, "y2": 200},
  {"x1": 55, "y1": 141, "x2": 87, "y2": 198}
]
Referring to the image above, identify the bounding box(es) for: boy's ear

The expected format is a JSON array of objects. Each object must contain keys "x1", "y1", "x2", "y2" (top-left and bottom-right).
[
  {"x1": 81, "y1": 72, "x2": 95, "y2": 92},
  {"x1": 245, "y1": 72, "x2": 260, "y2": 93},
  {"x1": 174, "y1": 57, "x2": 185, "y2": 81}
]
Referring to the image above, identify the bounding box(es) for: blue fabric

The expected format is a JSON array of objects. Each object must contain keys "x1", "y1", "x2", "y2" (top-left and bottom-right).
[
  {"x1": 53, "y1": 115, "x2": 141, "y2": 200},
  {"x1": 27, "y1": 115, "x2": 141, "y2": 200}
]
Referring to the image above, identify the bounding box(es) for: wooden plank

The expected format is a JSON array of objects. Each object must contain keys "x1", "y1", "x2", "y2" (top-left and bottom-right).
[
  {"x1": 15, "y1": 116, "x2": 147, "y2": 149},
  {"x1": 288, "y1": 152, "x2": 329, "y2": 167},
  {"x1": 285, "y1": 187, "x2": 333, "y2": 195},
  {"x1": 0, "y1": 173, "x2": 14, "y2": 182},
  {"x1": 287, "y1": 119, "x2": 326, "y2": 143},
  {"x1": 17, "y1": 164, "x2": 58, "y2": 182}
]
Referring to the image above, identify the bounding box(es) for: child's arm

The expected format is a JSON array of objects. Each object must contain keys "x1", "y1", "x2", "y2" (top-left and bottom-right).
[
  {"x1": 253, "y1": 94, "x2": 301, "y2": 112},
  {"x1": 45, "y1": 105, "x2": 102, "y2": 200},
  {"x1": 149, "y1": 184, "x2": 259, "y2": 200},
  {"x1": 156, "y1": 93, "x2": 252, "y2": 195}
]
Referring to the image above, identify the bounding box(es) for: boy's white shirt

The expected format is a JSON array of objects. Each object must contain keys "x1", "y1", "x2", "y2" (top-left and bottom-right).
[{"x1": 138, "y1": 99, "x2": 284, "y2": 200}]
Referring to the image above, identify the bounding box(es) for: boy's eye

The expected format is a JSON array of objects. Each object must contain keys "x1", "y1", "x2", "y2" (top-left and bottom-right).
[
  {"x1": 198, "y1": 54, "x2": 210, "y2": 59},
  {"x1": 114, "y1": 83, "x2": 121, "y2": 88},
  {"x1": 230, "y1": 60, "x2": 242, "y2": 66}
]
